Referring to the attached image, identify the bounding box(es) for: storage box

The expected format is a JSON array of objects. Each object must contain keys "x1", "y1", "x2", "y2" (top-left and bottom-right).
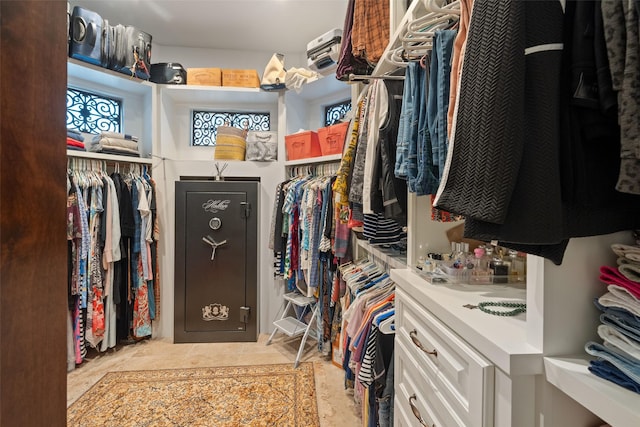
[
  {"x1": 222, "y1": 69, "x2": 260, "y2": 88},
  {"x1": 317, "y1": 121, "x2": 349, "y2": 155},
  {"x1": 187, "y1": 68, "x2": 222, "y2": 86},
  {"x1": 285, "y1": 131, "x2": 321, "y2": 160}
]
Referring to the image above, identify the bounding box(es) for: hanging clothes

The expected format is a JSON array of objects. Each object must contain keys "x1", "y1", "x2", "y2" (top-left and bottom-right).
[
  {"x1": 351, "y1": 0, "x2": 390, "y2": 65},
  {"x1": 434, "y1": 0, "x2": 640, "y2": 265},
  {"x1": 272, "y1": 171, "x2": 340, "y2": 355},
  {"x1": 376, "y1": 78, "x2": 407, "y2": 224},
  {"x1": 601, "y1": 0, "x2": 640, "y2": 195},
  {"x1": 334, "y1": 94, "x2": 366, "y2": 258},
  {"x1": 339, "y1": 258, "x2": 396, "y2": 427},
  {"x1": 67, "y1": 160, "x2": 160, "y2": 365},
  {"x1": 336, "y1": 0, "x2": 372, "y2": 81}
]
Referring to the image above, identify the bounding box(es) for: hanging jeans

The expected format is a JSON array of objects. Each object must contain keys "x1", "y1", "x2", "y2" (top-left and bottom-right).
[
  {"x1": 428, "y1": 29, "x2": 457, "y2": 182},
  {"x1": 395, "y1": 62, "x2": 417, "y2": 179},
  {"x1": 406, "y1": 63, "x2": 426, "y2": 193},
  {"x1": 414, "y1": 54, "x2": 440, "y2": 196}
]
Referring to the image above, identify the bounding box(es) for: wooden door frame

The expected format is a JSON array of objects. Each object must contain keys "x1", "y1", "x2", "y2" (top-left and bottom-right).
[{"x1": 1, "y1": 1, "x2": 68, "y2": 425}]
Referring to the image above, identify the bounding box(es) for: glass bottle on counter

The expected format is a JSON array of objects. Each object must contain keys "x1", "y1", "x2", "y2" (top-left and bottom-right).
[
  {"x1": 489, "y1": 246, "x2": 509, "y2": 283},
  {"x1": 508, "y1": 249, "x2": 526, "y2": 282},
  {"x1": 471, "y1": 246, "x2": 492, "y2": 284}
]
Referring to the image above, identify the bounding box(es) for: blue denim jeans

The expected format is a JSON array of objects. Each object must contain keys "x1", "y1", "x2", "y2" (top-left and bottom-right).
[
  {"x1": 407, "y1": 63, "x2": 425, "y2": 194},
  {"x1": 428, "y1": 29, "x2": 457, "y2": 182},
  {"x1": 415, "y1": 53, "x2": 441, "y2": 196},
  {"x1": 589, "y1": 359, "x2": 640, "y2": 393},
  {"x1": 585, "y1": 341, "x2": 640, "y2": 385},
  {"x1": 395, "y1": 63, "x2": 415, "y2": 179}
]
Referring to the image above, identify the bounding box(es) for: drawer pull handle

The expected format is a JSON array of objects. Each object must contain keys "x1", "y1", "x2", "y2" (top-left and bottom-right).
[
  {"x1": 409, "y1": 330, "x2": 438, "y2": 357},
  {"x1": 409, "y1": 394, "x2": 435, "y2": 427}
]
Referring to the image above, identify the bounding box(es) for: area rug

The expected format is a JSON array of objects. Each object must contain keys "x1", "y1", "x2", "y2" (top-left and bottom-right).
[{"x1": 67, "y1": 363, "x2": 320, "y2": 427}]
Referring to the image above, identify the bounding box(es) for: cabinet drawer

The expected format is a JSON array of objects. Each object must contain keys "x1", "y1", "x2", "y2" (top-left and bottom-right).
[
  {"x1": 396, "y1": 334, "x2": 467, "y2": 426},
  {"x1": 396, "y1": 288, "x2": 494, "y2": 426}
]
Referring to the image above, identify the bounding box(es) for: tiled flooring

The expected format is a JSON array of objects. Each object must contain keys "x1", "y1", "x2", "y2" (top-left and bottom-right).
[{"x1": 67, "y1": 334, "x2": 361, "y2": 426}]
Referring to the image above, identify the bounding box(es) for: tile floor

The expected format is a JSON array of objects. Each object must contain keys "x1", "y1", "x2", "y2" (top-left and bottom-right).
[{"x1": 67, "y1": 334, "x2": 361, "y2": 426}]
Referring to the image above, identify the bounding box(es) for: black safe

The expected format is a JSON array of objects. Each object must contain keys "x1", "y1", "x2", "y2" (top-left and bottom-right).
[{"x1": 174, "y1": 180, "x2": 259, "y2": 343}]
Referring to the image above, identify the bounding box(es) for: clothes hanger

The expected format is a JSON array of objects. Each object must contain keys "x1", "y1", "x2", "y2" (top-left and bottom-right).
[
  {"x1": 425, "y1": 0, "x2": 461, "y2": 16},
  {"x1": 399, "y1": 0, "x2": 459, "y2": 59},
  {"x1": 405, "y1": 15, "x2": 452, "y2": 39},
  {"x1": 377, "y1": 310, "x2": 396, "y2": 335}
]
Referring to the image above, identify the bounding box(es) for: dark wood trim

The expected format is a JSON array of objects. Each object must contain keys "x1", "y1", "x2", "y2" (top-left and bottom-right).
[{"x1": 1, "y1": 1, "x2": 68, "y2": 425}]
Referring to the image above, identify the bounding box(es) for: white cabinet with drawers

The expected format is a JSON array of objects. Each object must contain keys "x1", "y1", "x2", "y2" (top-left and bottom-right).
[
  {"x1": 395, "y1": 286, "x2": 494, "y2": 426},
  {"x1": 390, "y1": 232, "x2": 640, "y2": 427},
  {"x1": 391, "y1": 268, "x2": 540, "y2": 427}
]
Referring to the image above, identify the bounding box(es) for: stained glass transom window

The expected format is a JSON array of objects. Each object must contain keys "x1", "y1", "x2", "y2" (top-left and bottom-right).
[
  {"x1": 191, "y1": 111, "x2": 271, "y2": 146},
  {"x1": 66, "y1": 87, "x2": 122, "y2": 134},
  {"x1": 324, "y1": 99, "x2": 352, "y2": 126}
]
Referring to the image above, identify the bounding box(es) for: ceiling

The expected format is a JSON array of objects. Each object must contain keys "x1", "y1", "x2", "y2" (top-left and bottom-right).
[{"x1": 69, "y1": 0, "x2": 348, "y2": 54}]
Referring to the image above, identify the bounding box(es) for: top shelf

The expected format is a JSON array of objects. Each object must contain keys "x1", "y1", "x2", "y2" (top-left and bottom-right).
[
  {"x1": 67, "y1": 58, "x2": 153, "y2": 95},
  {"x1": 161, "y1": 84, "x2": 279, "y2": 105}
]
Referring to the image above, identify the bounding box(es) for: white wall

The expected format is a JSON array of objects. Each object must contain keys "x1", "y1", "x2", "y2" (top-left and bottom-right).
[{"x1": 153, "y1": 45, "x2": 308, "y2": 75}]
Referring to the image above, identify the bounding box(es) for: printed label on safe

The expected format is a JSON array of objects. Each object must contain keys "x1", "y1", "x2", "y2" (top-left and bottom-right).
[
  {"x1": 202, "y1": 199, "x2": 231, "y2": 213},
  {"x1": 202, "y1": 303, "x2": 229, "y2": 321}
]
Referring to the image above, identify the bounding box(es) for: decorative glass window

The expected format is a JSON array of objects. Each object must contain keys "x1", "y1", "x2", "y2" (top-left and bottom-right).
[
  {"x1": 324, "y1": 99, "x2": 352, "y2": 126},
  {"x1": 191, "y1": 111, "x2": 271, "y2": 146},
  {"x1": 66, "y1": 87, "x2": 122, "y2": 134}
]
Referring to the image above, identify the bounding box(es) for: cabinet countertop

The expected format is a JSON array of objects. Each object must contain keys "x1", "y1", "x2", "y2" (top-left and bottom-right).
[{"x1": 391, "y1": 268, "x2": 543, "y2": 376}]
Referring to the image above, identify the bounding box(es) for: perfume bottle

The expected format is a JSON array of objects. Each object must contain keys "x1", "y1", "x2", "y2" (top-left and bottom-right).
[
  {"x1": 482, "y1": 245, "x2": 493, "y2": 270},
  {"x1": 449, "y1": 242, "x2": 463, "y2": 269},
  {"x1": 471, "y1": 247, "x2": 491, "y2": 284},
  {"x1": 490, "y1": 247, "x2": 509, "y2": 284},
  {"x1": 509, "y1": 250, "x2": 526, "y2": 281},
  {"x1": 461, "y1": 243, "x2": 474, "y2": 269}
]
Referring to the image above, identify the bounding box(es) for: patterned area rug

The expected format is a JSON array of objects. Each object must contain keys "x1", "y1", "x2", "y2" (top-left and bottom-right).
[{"x1": 67, "y1": 363, "x2": 320, "y2": 427}]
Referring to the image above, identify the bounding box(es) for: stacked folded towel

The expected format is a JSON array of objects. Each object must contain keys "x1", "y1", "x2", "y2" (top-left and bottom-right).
[
  {"x1": 588, "y1": 242, "x2": 640, "y2": 393},
  {"x1": 88, "y1": 131, "x2": 140, "y2": 157},
  {"x1": 67, "y1": 128, "x2": 85, "y2": 151}
]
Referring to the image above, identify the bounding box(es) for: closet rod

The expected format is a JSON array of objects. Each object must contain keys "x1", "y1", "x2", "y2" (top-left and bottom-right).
[{"x1": 348, "y1": 73, "x2": 405, "y2": 81}]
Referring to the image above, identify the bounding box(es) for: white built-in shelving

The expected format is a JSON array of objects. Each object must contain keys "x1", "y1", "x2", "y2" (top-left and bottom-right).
[
  {"x1": 284, "y1": 153, "x2": 342, "y2": 166},
  {"x1": 67, "y1": 58, "x2": 154, "y2": 94},
  {"x1": 67, "y1": 59, "x2": 155, "y2": 160},
  {"x1": 283, "y1": 74, "x2": 351, "y2": 135},
  {"x1": 356, "y1": 239, "x2": 407, "y2": 271},
  {"x1": 161, "y1": 84, "x2": 278, "y2": 105},
  {"x1": 66, "y1": 150, "x2": 152, "y2": 164}
]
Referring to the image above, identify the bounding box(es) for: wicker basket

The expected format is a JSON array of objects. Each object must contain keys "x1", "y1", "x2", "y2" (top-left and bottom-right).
[{"x1": 214, "y1": 126, "x2": 246, "y2": 160}]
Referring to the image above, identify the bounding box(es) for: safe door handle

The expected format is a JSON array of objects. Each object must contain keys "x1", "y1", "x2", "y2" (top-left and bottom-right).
[
  {"x1": 202, "y1": 236, "x2": 227, "y2": 247},
  {"x1": 409, "y1": 330, "x2": 438, "y2": 357},
  {"x1": 409, "y1": 394, "x2": 434, "y2": 427},
  {"x1": 202, "y1": 236, "x2": 227, "y2": 260}
]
